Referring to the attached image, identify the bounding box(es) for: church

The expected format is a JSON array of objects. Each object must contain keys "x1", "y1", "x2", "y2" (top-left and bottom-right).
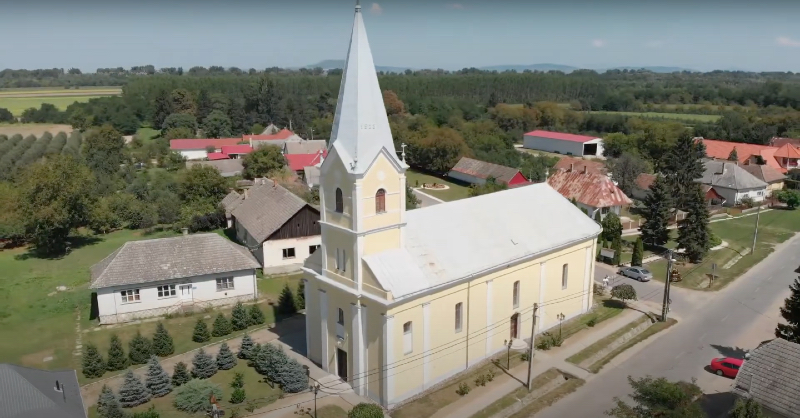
[{"x1": 301, "y1": 1, "x2": 602, "y2": 409}]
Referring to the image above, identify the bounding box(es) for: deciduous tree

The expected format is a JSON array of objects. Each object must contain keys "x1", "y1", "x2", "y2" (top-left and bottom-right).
[
  {"x1": 383, "y1": 90, "x2": 405, "y2": 116},
  {"x1": 241, "y1": 145, "x2": 286, "y2": 179},
  {"x1": 729, "y1": 398, "x2": 764, "y2": 418},
  {"x1": 349, "y1": 403, "x2": 385, "y2": 418},
  {"x1": 610, "y1": 284, "x2": 637, "y2": 305},
  {"x1": 202, "y1": 110, "x2": 232, "y2": 138},
  {"x1": 170, "y1": 89, "x2": 196, "y2": 116},
  {"x1": 83, "y1": 125, "x2": 125, "y2": 176},
  {"x1": 468, "y1": 177, "x2": 508, "y2": 197},
  {"x1": 609, "y1": 153, "x2": 650, "y2": 197},
  {"x1": 162, "y1": 113, "x2": 197, "y2": 132},
  {"x1": 601, "y1": 212, "x2": 623, "y2": 243}
]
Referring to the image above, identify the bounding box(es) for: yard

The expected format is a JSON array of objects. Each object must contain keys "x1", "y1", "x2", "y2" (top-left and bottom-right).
[{"x1": 405, "y1": 168, "x2": 470, "y2": 201}]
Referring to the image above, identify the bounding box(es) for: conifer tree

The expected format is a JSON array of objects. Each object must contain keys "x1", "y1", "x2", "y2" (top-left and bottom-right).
[
  {"x1": 230, "y1": 302, "x2": 249, "y2": 331},
  {"x1": 276, "y1": 357, "x2": 308, "y2": 393},
  {"x1": 97, "y1": 384, "x2": 125, "y2": 418},
  {"x1": 144, "y1": 355, "x2": 172, "y2": 397},
  {"x1": 776, "y1": 277, "x2": 800, "y2": 343},
  {"x1": 216, "y1": 342, "x2": 238, "y2": 370},
  {"x1": 192, "y1": 319, "x2": 211, "y2": 343},
  {"x1": 118, "y1": 370, "x2": 151, "y2": 408},
  {"x1": 677, "y1": 184, "x2": 711, "y2": 263},
  {"x1": 106, "y1": 334, "x2": 128, "y2": 371},
  {"x1": 611, "y1": 237, "x2": 622, "y2": 266},
  {"x1": 296, "y1": 280, "x2": 306, "y2": 310},
  {"x1": 238, "y1": 333, "x2": 254, "y2": 359},
  {"x1": 267, "y1": 345, "x2": 290, "y2": 385},
  {"x1": 249, "y1": 304, "x2": 265, "y2": 325},
  {"x1": 128, "y1": 331, "x2": 152, "y2": 365},
  {"x1": 728, "y1": 147, "x2": 739, "y2": 162},
  {"x1": 248, "y1": 343, "x2": 263, "y2": 367},
  {"x1": 191, "y1": 348, "x2": 218, "y2": 379},
  {"x1": 211, "y1": 313, "x2": 232, "y2": 337},
  {"x1": 662, "y1": 132, "x2": 707, "y2": 210},
  {"x1": 631, "y1": 237, "x2": 644, "y2": 267},
  {"x1": 640, "y1": 175, "x2": 673, "y2": 247},
  {"x1": 82, "y1": 343, "x2": 106, "y2": 378},
  {"x1": 594, "y1": 210, "x2": 602, "y2": 224},
  {"x1": 152, "y1": 322, "x2": 174, "y2": 357},
  {"x1": 172, "y1": 361, "x2": 192, "y2": 387},
  {"x1": 601, "y1": 212, "x2": 623, "y2": 243},
  {"x1": 277, "y1": 284, "x2": 297, "y2": 316}
]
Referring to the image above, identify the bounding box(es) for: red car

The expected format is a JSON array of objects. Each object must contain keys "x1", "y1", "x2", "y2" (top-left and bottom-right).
[{"x1": 710, "y1": 357, "x2": 743, "y2": 378}]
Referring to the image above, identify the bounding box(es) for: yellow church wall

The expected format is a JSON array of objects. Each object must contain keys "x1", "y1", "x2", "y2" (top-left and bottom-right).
[
  {"x1": 360, "y1": 154, "x2": 404, "y2": 231},
  {"x1": 362, "y1": 228, "x2": 401, "y2": 257},
  {"x1": 361, "y1": 263, "x2": 391, "y2": 300},
  {"x1": 322, "y1": 227, "x2": 354, "y2": 282},
  {"x1": 541, "y1": 242, "x2": 594, "y2": 331},
  {"x1": 303, "y1": 276, "x2": 323, "y2": 366},
  {"x1": 363, "y1": 298, "x2": 387, "y2": 401},
  {"x1": 321, "y1": 150, "x2": 355, "y2": 231}
]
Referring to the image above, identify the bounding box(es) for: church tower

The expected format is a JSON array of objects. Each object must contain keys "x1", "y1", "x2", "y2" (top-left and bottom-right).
[{"x1": 317, "y1": 0, "x2": 408, "y2": 294}]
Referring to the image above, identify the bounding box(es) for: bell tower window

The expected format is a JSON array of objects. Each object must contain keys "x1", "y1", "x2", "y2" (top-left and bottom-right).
[
  {"x1": 375, "y1": 189, "x2": 386, "y2": 213},
  {"x1": 335, "y1": 188, "x2": 344, "y2": 213}
]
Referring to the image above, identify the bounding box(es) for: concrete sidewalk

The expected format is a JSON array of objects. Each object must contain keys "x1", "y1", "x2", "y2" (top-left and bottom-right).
[{"x1": 433, "y1": 308, "x2": 644, "y2": 418}]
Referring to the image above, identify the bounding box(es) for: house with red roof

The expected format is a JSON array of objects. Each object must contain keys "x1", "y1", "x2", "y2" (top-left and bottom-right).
[
  {"x1": 220, "y1": 144, "x2": 254, "y2": 159},
  {"x1": 547, "y1": 167, "x2": 631, "y2": 220},
  {"x1": 170, "y1": 137, "x2": 242, "y2": 160},
  {"x1": 447, "y1": 157, "x2": 530, "y2": 187},
  {"x1": 523, "y1": 130, "x2": 605, "y2": 157},
  {"x1": 245, "y1": 128, "x2": 303, "y2": 150},
  {"x1": 285, "y1": 150, "x2": 327, "y2": 174}
]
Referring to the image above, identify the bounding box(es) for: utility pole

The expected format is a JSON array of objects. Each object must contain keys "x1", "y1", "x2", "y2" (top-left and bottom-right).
[
  {"x1": 661, "y1": 249, "x2": 673, "y2": 322},
  {"x1": 526, "y1": 303, "x2": 539, "y2": 391},
  {"x1": 751, "y1": 203, "x2": 761, "y2": 253}
]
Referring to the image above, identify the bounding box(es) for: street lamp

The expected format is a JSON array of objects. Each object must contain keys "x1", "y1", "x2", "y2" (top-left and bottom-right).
[
  {"x1": 503, "y1": 339, "x2": 513, "y2": 369},
  {"x1": 309, "y1": 383, "x2": 320, "y2": 418},
  {"x1": 557, "y1": 313, "x2": 565, "y2": 339}
]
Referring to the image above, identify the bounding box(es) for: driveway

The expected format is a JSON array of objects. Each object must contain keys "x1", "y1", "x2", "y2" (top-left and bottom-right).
[{"x1": 411, "y1": 188, "x2": 445, "y2": 208}]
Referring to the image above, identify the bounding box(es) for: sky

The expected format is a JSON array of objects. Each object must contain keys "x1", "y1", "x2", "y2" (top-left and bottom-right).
[{"x1": 3, "y1": 0, "x2": 800, "y2": 72}]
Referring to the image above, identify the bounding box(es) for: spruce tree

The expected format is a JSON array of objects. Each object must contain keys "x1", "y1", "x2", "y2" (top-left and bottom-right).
[
  {"x1": 677, "y1": 184, "x2": 711, "y2": 263},
  {"x1": 611, "y1": 237, "x2": 622, "y2": 266},
  {"x1": 728, "y1": 147, "x2": 739, "y2": 162},
  {"x1": 238, "y1": 333, "x2": 255, "y2": 359},
  {"x1": 230, "y1": 302, "x2": 249, "y2": 331},
  {"x1": 267, "y1": 345, "x2": 289, "y2": 385},
  {"x1": 277, "y1": 284, "x2": 298, "y2": 316},
  {"x1": 663, "y1": 132, "x2": 707, "y2": 210},
  {"x1": 249, "y1": 304, "x2": 265, "y2": 325},
  {"x1": 776, "y1": 276, "x2": 800, "y2": 343},
  {"x1": 118, "y1": 370, "x2": 151, "y2": 408},
  {"x1": 296, "y1": 280, "x2": 306, "y2": 310},
  {"x1": 82, "y1": 343, "x2": 106, "y2": 378},
  {"x1": 106, "y1": 334, "x2": 128, "y2": 371},
  {"x1": 97, "y1": 384, "x2": 125, "y2": 418},
  {"x1": 255, "y1": 343, "x2": 280, "y2": 381},
  {"x1": 172, "y1": 361, "x2": 192, "y2": 387},
  {"x1": 152, "y1": 322, "x2": 175, "y2": 357},
  {"x1": 640, "y1": 175, "x2": 673, "y2": 247},
  {"x1": 191, "y1": 348, "x2": 218, "y2": 379},
  {"x1": 192, "y1": 319, "x2": 211, "y2": 343},
  {"x1": 144, "y1": 355, "x2": 172, "y2": 397},
  {"x1": 276, "y1": 357, "x2": 308, "y2": 393},
  {"x1": 248, "y1": 343, "x2": 263, "y2": 367},
  {"x1": 230, "y1": 387, "x2": 246, "y2": 404},
  {"x1": 128, "y1": 331, "x2": 152, "y2": 365},
  {"x1": 631, "y1": 237, "x2": 644, "y2": 267},
  {"x1": 216, "y1": 342, "x2": 238, "y2": 370},
  {"x1": 211, "y1": 313, "x2": 232, "y2": 337}
]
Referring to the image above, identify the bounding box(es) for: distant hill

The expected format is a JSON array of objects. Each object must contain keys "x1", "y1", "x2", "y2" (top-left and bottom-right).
[
  {"x1": 607, "y1": 66, "x2": 696, "y2": 73},
  {"x1": 478, "y1": 63, "x2": 580, "y2": 72},
  {"x1": 306, "y1": 60, "x2": 698, "y2": 74},
  {"x1": 306, "y1": 60, "x2": 412, "y2": 73}
]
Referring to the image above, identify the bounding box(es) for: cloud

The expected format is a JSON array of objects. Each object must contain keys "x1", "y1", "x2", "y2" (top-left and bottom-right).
[
  {"x1": 370, "y1": 3, "x2": 383, "y2": 15},
  {"x1": 776, "y1": 36, "x2": 800, "y2": 47},
  {"x1": 446, "y1": 3, "x2": 464, "y2": 9},
  {"x1": 591, "y1": 39, "x2": 606, "y2": 48},
  {"x1": 645, "y1": 40, "x2": 664, "y2": 48}
]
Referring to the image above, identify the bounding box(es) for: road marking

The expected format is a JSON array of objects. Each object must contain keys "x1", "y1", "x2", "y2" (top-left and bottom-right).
[
  {"x1": 674, "y1": 350, "x2": 686, "y2": 360},
  {"x1": 755, "y1": 286, "x2": 761, "y2": 293},
  {"x1": 765, "y1": 276, "x2": 773, "y2": 281},
  {"x1": 721, "y1": 314, "x2": 729, "y2": 322}
]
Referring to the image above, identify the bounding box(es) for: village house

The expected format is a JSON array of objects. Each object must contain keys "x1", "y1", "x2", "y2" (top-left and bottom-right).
[
  {"x1": 246, "y1": 129, "x2": 304, "y2": 150},
  {"x1": 732, "y1": 338, "x2": 800, "y2": 418},
  {"x1": 698, "y1": 159, "x2": 768, "y2": 206},
  {"x1": 89, "y1": 233, "x2": 261, "y2": 325},
  {"x1": 523, "y1": 130, "x2": 605, "y2": 157},
  {"x1": 447, "y1": 156, "x2": 530, "y2": 186},
  {"x1": 286, "y1": 150, "x2": 327, "y2": 178},
  {"x1": 302, "y1": 3, "x2": 601, "y2": 409},
  {"x1": 634, "y1": 173, "x2": 726, "y2": 206},
  {"x1": 741, "y1": 164, "x2": 787, "y2": 196},
  {"x1": 0, "y1": 363, "x2": 87, "y2": 418},
  {"x1": 225, "y1": 179, "x2": 321, "y2": 272},
  {"x1": 220, "y1": 144, "x2": 254, "y2": 159},
  {"x1": 169, "y1": 137, "x2": 242, "y2": 160},
  {"x1": 552, "y1": 156, "x2": 607, "y2": 176},
  {"x1": 284, "y1": 140, "x2": 328, "y2": 155},
  {"x1": 186, "y1": 159, "x2": 244, "y2": 177},
  {"x1": 700, "y1": 138, "x2": 799, "y2": 181},
  {"x1": 546, "y1": 166, "x2": 632, "y2": 220}
]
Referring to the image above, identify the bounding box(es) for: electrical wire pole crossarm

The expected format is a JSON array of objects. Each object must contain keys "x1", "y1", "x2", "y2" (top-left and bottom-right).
[{"x1": 526, "y1": 303, "x2": 538, "y2": 391}]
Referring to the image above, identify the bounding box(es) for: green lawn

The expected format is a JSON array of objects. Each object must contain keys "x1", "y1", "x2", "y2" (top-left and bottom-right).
[
  {"x1": 588, "y1": 111, "x2": 721, "y2": 122},
  {"x1": 134, "y1": 127, "x2": 161, "y2": 144},
  {"x1": 87, "y1": 362, "x2": 282, "y2": 418},
  {"x1": 0, "y1": 86, "x2": 121, "y2": 95},
  {"x1": 0, "y1": 96, "x2": 106, "y2": 116},
  {"x1": 405, "y1": 168, "x2": 470, "y2": 201},
  {"x1": 583, "y1": 318, "x2": 676, "y2": 374},
  {"x1": 471, "y1": 368, "x2": 563, "y2": 418}
]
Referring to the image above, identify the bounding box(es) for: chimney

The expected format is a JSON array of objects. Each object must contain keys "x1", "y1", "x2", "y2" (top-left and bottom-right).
[
  {"x1": 181, "y1": 227, "x2": 188, "y2": 236},
  {"x1": 582, "y1": 165, "x2": 587, "y2": 174},
  {"x1": 243, "y1": 188, "x2": 249, "y2": 199},
  {"x1": 570, "y1": 163, "x2": 574, "y2": 172}
]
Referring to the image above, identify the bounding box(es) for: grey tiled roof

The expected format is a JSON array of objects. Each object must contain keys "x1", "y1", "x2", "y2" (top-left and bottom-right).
[
  {"x1": 450, "y1": 157, "x2": 522, "y2": 184},
  {"x1": 698, "y1": 159, "x2": 768, "y2": 191},
  {"x1": 732, "y1": 338, "x2": 800, "y2": 417},
  {"x1": 231, "y1": 181, "x2": 314, "y2": 243},
  {"x1": 741, "y1": 164, "x2": 787, "y2": 184},
  {"x1": 0, "y1": 364, "x2": 86, "y2": 418},
  {"x1": 284, "y1": 140, "x2": 327, "y2": 155},
  {"x1": 221, "y1": 191, "x2": 244, "y2": 216},
  {"x1": 89, "y1": 233, "x2": 261, "y2": 289},
  {"x1": 186, "y1": 159, "x2": 244, "y2": 177}
]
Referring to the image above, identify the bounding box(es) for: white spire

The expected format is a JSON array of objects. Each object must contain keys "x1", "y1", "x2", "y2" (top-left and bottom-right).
[{"x1": 328, "y1": 0, "x2": 403, "y2": 174}]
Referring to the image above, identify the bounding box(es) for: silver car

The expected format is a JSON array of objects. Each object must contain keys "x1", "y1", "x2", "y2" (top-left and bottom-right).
[{"x1": 618, "y1": 266, "x2": 652, "y2": 282}]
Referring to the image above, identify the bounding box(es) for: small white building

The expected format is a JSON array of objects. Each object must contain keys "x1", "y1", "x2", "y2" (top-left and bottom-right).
[
  {"x1": 169, "y1": 138, "x2": 242, "y2": 160},
  {"x1": 523, "y1": 130, "x2": 604, "y2": 157},
  {"x1": 226, "y1": 179, "x2": 322, "y2": 273},
  {"x1": 89, "y1": 233, "x2": 261, "y2": 325}
]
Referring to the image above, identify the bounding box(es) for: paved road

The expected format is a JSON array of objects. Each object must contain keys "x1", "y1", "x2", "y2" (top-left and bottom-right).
[
  {"x1": 542, "y1": 236, "x2": 799, "y2": 418},
  {"x1": 411, "y1": 188, "x2": 444, "y2": 208}
]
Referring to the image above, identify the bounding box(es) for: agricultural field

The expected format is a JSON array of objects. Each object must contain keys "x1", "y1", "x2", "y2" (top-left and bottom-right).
[
  {"x1": 0, "y1": 86, "x2": 121, "y2": 116},
  {"x1": 0, "y1": 130, "x2": 82, "y2": 177},
  {"x1": 0, "y1": 123, "x2": 73, "y2": 137},
  {"x1": 587, "y1": 111, "x2": 721, "y2": 122}
]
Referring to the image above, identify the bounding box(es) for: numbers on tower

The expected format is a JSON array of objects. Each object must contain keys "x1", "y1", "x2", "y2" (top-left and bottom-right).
[{"x1": 360, "y1": 124, "x2": 376, "y2": 130}]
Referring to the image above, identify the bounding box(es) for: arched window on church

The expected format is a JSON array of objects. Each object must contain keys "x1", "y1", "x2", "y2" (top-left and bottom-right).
[
  {"x1": 335, "y1": 188, "x2": 343, "y2": 213},
  {"x1": 375, "y1": 189, "x2": 386, "y2": 213}
]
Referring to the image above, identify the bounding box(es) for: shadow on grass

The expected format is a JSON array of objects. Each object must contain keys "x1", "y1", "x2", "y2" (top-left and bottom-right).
[
  {"x1": 491, "y1": 358, "x2": 526, "y2": 386},
  {"x1": 697, "y1": 391, "x2": 737, "y2": 418},
  {"x1": 14, "y1": 235, "x2": 103, "y2": 261}
]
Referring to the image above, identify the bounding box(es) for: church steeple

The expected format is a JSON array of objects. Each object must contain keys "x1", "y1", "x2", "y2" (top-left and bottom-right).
[{"x1": 328, "y1": 0, "x2": 403, "y2": 174}]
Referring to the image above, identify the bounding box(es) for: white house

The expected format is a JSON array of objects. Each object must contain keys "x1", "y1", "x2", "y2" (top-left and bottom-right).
[
  {"x1": 89, "y1": 233, "x2": 261, "y2": 325},
  {"x1": 698, "y1": 159, "x2": 769, "y2": 206},
  {"x1": 169, "y1": 138, "x2": 243, "y2": 160},
  {"x1": 227, "y1": 179, "x2": 322, "y2": 273},
  {"x1": 523, "y1": 130, "x2": 604, "y2": 157}
]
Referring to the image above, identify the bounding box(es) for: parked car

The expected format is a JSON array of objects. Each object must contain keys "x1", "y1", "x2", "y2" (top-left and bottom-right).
[
  {"x1": 617, "y1": 267, "x2": 653, "y2": 282},
  {"x1": 710, "y1": 357, "x2": 743, "y2": 378}
]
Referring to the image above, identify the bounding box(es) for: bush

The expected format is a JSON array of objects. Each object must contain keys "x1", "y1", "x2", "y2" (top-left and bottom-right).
[
  {"x1": 296, "y1": 280, "x2": 306, "y2": 310},
  {"x1": 144, "y1": 355, "x2": 173, "y2": 398},
  {"x1": 475, "y1": 374, "x2": 488, "y2": 387},
  {"x1": 82, "y1": 343, "x2": 106, "y2": 378},
  {"x1": 249, "y1": 304, "x2": 265, "y2": 325},
  {"x1": 106, "y1": 334, "x2": 128, "y2": 371},
  {"x1": 231, "y1": 302, "x2": 249, "y2": 331},
  {"x1": 118, "y1": 370, "x2": 151, "y2": 408},
  {"x1": 587, "y1": 316, "x2": 598, "y2": 327},
  {"x1": 216, "y1": 342, "x2": 238, "y2": 370},
  {"x1": 172, "y1": 361, "x2": 192, "y2": 387},
  {"x1": 129, "y1": 331, "x2": 153, "y2": 365},
  {"x1": 348, "y1": 403, "x2": 384, "y2": 418},
  {"x1": 776, "y1": 189, "x2": 800, "y2": 209},
  {"x1": 739, "y1": 196, "x2": 755, "y2": 208},
  {"x1": 173, "y1": 380, "x2": 223, "y2": 413},
  {"x1": 230, "y1": 387, "x2": 246, "y2": 404},
  {"x1": 191, "y1": 348, "x2": 218, "y2": 379},
  {"x1": 610, "y1": 284, "x2": 638, "y2": 304},
  {"x1": 238, "y1": 333, "x2": 254, "y2": 359},
  {"x1": 709, "y1": 234, "x2": 722, "y2": 247},
  {"x1": 231, "y1": 372, "x2": 244, "y2": 389},
  {"x1": 130, "y1": 406, "x2": 161, "y2": 418},
  {"x1": 192, "y1": 319, "x2": 211, "y2": 343},
  {"x1": 152, "y1": 322, "x2": 175, "y2": 357},
  {"x1": 456, "y1": 382, "x2": 470, "y2": 396},
  {"x1": 212, "y1": 313, "x2": 232, "y2": 337}
]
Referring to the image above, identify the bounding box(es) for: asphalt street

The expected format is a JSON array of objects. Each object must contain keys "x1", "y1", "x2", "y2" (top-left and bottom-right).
[{"x1": 539, "y1": 235, "x2": 799, "y2": 418}]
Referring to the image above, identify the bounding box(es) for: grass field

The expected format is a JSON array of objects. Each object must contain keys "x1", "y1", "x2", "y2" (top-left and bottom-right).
[
  {"x1": 405, "y1": 168, "x2": 471, "y2": 201},
  {"x1": 0, "y1": 86, "x2": 121, "y2": 96},
  {"x1": 0, "y1": 86, "x2": 121, "y2": 116},
  {"x1": 588, "y1": 111, "x2": 721, "y2": 122},
  {"x1": 0, "y1": 96, "x2": 105, "y2": 116},
  {"x1": 0, "y1": 122, "x2": 73, "y2": 137}
]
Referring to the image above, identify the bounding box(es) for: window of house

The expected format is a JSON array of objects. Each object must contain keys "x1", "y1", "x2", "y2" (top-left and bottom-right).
[
  {"x1": 375, "y1": 189, "x2": 386, "y2": 213},
  {"x1": 562, "y1": 264, "x2": 568, "y2": 289},
  {"x1": 335, "y1": 188, "x2": 344, "y2": 213},
  {"x1": 455, "y1": 303, "x2": 463, "y2": 333},
  {"x1": 336, "y1": 308, "x2": 345, "y2": 339},
  {"x1": 403, "y1": 321, "x2": 413, "y2": 354},
  {"x1": 216, "y1": 277, "x2": 234, "y2": 291},
  {"x1": 157, "y1": 285, "x2": 176, "y2": 298},
  {"x1": 337, "y1": 308, "x2": 345, "y2": 325},
  {"x1": 309, "y1": 245, "x2": 320, "y2": 254},
  {"x1": 601, "y1": 206, "x2": 609, "y2": 214},
  {"x1": 513, "y1": 281, "x2": 520, "y2": 309},
  {"x1": 282, "y1": 248, "x2": 296, "y2": 259},
  {"x1": 120, "y1": 289, "x2": 140, "y2": 303}
]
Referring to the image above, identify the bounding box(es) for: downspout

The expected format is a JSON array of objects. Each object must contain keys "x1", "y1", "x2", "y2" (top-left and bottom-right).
[{"x1": 465, "y1": 281, "x2": 471, "y2": 370}]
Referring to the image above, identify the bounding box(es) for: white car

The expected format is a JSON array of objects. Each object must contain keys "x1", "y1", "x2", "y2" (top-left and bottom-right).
[{"x1": 617, "y1": 267, "x2": 653, "y2": 282}]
